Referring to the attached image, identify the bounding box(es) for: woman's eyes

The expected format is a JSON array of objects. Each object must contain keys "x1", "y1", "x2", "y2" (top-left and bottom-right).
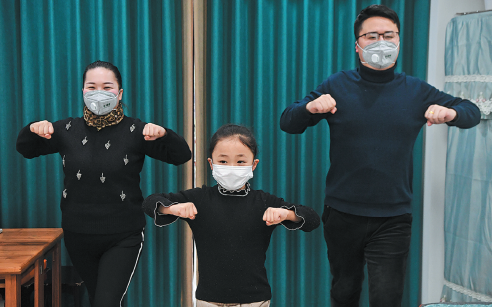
[{"x1": 85, "y1": 86, "x2": 113, "y2": 90}]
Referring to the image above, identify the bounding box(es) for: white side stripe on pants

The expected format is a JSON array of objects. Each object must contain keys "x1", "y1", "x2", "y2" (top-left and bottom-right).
[{"x1": 119, "y1": 228, "x2": 145, "y2": 307}]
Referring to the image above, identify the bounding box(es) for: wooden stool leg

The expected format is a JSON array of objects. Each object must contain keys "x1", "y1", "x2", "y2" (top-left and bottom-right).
[
  {"x1": 34, "y1": 258, "x2": 44, "y2": 307},
  {"x1": 5, "y1": 274, "x2": 21, "y2": 307},
  {"x1": 52, "y1": 242, "x2": 61, "y2": 307}
]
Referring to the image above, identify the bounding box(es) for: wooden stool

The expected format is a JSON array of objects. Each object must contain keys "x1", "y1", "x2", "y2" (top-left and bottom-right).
[
  {"x1": 0, "y1": 260, "x2": 49, "y2": 306},
  {"x1": 44, "y1": 266, "x2": 84, "y2": 307}
]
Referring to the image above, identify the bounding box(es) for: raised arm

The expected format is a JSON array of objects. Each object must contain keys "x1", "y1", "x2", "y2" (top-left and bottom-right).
[
  {"x1": 16, "y1": 120, "x2": 61, "y2": 158},
  {"x1": 159, "y1": 202, "x2": 197, "y2": 220},
  {"x1": 263, "y1": 207, "x2": 301, "y2": 226},
  {"x1": 421, "y1": 82, "x2": 481, "y2": 128},
  {"x1": 139, "y1": 120, "x2": 192, "y2": 165},
  {"x1": 142, "y1": 188, "x2": 201, "y2": 227},
  {"x1": 260, "y1": 192, "x2": 320, "y2": 232},
  {"x1": 280, "y1": 79, "x2": 335, "y2": 134},
  {"x1": 143, "y1": 193, "x2": 183, "y2": 226}
]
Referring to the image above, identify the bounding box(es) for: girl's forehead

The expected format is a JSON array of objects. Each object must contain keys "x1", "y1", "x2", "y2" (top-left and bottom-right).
[
  {"x1": 218, "y1": 136, "x2": 241, "y2": 143},
  {"x1": 214, "y1": 137, "x2": 252, "y2": 154}
]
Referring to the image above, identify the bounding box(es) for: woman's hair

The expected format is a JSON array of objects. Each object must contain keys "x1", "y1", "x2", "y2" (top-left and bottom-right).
[
  {"x1": 82, "y1": 60, "x2": 123, "y2": 89},
  {"x1": 354, "y1": 5, "x2": 400, "y2": 39},
  {"x1": 209, "y1": 124, "x2": 258, "y2": 159}
]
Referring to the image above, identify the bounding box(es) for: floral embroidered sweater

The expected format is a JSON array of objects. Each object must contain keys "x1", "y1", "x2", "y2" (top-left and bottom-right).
[{"x1": 16, "y1": 116, "x2": 191, "y2": 234}]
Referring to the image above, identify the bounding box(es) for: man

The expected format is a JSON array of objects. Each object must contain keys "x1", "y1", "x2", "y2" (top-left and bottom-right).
[{"x1": 280, "y1": 4, "x2": 480, "y2": 307}]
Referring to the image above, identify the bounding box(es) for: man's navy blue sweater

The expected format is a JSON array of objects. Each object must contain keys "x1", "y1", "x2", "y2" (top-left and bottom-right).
[{"x1": 280, "y1": 63, "x2": 481, "y2": 217}]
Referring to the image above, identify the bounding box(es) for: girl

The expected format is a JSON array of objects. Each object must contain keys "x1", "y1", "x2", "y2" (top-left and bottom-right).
[
  {"x1": 143, "y1": 124, "x2": 320, "y2": 307},
  {"x1": 16, "y1": 60, "x2": 191, "y2": 307}
]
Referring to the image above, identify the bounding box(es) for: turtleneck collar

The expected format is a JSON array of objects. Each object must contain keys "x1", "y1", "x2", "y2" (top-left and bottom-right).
[
  {"x1": 357, "y1": 60, "x2": 396, "y2": 83},
  {"x1": 218, "y1": 182, "x2": 251, "y2": 197}
]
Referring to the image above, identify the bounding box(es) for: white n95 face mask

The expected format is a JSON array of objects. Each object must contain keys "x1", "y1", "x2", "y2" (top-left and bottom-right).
[
  {"x1": 357, "y1": 40, "x2": 400, "y2": 69},
  {"x1": 83, "y1": 90, "x2": 119, "y2": 115},
  {"x1": 212, "y1": 164, "x2": 254, "y2": 191}
]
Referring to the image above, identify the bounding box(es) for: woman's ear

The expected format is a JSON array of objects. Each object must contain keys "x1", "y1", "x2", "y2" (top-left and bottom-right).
[
  {"x1": 252, "y1": 159, "x2": 259, "y2": 171},
  {"x1": 208, "y1": 158, "x2": 213, "y2": 170},
  {"x1": 118, "y1": 89, "x2": 123, "y2": 101}
]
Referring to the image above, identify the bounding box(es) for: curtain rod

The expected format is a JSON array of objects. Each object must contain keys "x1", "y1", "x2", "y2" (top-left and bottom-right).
[{"x1": 456, "y1": 9, "x2": 492, "y2": 15}]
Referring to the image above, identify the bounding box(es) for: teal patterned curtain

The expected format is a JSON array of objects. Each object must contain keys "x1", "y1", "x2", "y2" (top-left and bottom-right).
[
  {"x1": 442, "y1": 11, "x2": 492, "y2": 303},
  {"x1": 421, "y1": 304, "x2": 492, "y2": 307},
  {"x1": 205, "y1": 0, "x2": 429, "y2": 306},
  {"x1": 0, "y1": 1, "x2": 186, "y2": 306}
]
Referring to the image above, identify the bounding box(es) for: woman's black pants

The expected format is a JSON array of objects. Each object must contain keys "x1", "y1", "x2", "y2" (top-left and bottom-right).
[{"x1": 63, "y1": 228, "x2": 144, "y2": 307}]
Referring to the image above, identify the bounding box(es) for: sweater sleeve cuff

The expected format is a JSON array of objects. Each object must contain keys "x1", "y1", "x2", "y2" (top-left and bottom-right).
[
  {"x1": 279, "y1": 205, "x2": 305, "y2": 230},
  {"x1": 142, "y1": 194, "x2": 180, "y2": 226},
  {"x1": 447, "y1": 107, "x2": 459, "y2": 124},
  {"x1": 445, "y1": 101, "x2": 481, "y2": 128},
  {"x1": 16, "y1": 122, "x2": 47, "y2": 158},
  {"x1": 155, "y1": 128, "x2": 182, "y2": 144},
  {"x1": 155, "y1": 201, "x2": 179, "y2": 215},
  {"x1": 153, "y1": 201, "x2": 180, "y2": 227},
  {"x1": 300, "y1": 102, "x2": 315, "y2": 118}
]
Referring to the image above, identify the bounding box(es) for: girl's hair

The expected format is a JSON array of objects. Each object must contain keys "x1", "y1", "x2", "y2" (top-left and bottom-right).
[
  {"x1": 82, "y1": 60, "x2": 123, "y2": 89},
  {"x1": 209, "y1": 124, "x2": 258, "y2": 158}
]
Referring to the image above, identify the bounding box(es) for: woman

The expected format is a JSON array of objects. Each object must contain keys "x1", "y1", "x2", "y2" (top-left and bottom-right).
[{"x1": 16, "y1": 60, "x2": 191, "y2": 307}]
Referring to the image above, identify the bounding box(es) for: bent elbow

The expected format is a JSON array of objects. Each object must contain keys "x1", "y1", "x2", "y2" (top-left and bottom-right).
[{"x1": 173, "y1": 148, "x2": 192, "y2": 165}]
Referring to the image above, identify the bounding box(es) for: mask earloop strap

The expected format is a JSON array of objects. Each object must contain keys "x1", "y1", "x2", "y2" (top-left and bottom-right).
[{"x1": 356, "y1": 41, "x2": 369, "y2": 64}]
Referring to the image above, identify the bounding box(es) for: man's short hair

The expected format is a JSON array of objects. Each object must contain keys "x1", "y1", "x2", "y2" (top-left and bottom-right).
[{"x1": 354, "y1": 5, "x2": 400, "y2": 39}]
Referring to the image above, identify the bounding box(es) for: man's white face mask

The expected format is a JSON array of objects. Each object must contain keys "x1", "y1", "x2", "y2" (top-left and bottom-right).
[{"x1": 357, "y1": 40, "x2": 400, "y2": 69}]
